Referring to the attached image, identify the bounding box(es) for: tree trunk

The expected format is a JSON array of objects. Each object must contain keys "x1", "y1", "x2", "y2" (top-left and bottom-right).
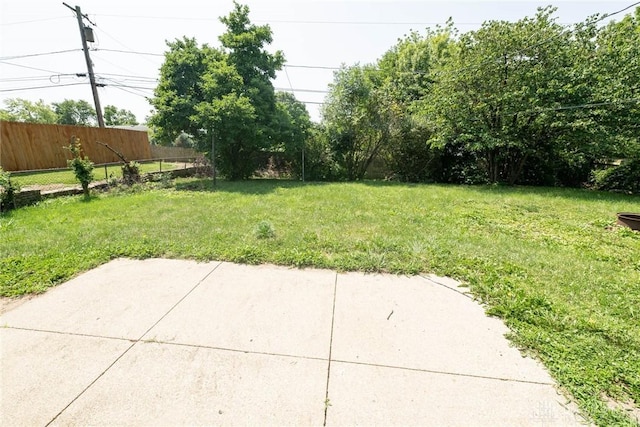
[{"x1": 81, "y1": 182, "x2": 90, "y2": 199}]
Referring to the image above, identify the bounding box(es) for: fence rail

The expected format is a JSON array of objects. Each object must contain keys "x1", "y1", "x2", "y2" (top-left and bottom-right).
[{"x1": 8, "y1": 157, "x2": 199, "y2": 189}]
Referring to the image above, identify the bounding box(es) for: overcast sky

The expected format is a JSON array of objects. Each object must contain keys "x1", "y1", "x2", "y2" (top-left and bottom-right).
[{"x1": 0, "y1": 0, "x2": 634, "y2": 123}]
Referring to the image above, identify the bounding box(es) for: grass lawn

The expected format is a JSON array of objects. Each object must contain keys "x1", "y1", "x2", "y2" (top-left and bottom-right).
[
  {"x1": 1, "y1": 178, "x2": 639, "y2": 425},
  {"x1": 9, "y1": 161, "x2": 186, "y2": 187}
]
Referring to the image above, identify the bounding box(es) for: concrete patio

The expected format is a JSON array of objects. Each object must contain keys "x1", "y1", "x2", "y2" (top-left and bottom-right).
[{"x1": 0, "y1": 258, "x2": 587, "y2": 426}]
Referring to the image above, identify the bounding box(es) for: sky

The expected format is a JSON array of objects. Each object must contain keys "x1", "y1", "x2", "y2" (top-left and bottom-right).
[{"x1": 0, "y1": 0, "x2": 635, "y2": 124}]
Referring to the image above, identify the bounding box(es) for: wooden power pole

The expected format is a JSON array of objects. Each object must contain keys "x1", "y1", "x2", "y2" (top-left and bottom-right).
[{"x1": 63, "y1": 3, "x2": 105, "y2": 127}]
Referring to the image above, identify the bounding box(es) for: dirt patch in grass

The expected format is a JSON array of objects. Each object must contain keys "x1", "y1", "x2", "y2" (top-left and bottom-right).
[{"x1": 602, "y1": 393, "x2": 640, "y2": 424}]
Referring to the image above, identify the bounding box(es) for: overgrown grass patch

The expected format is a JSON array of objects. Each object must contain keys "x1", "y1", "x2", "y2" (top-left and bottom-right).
[{"x1": 1, "y1": 179, "x2": 639, "y2": 425}]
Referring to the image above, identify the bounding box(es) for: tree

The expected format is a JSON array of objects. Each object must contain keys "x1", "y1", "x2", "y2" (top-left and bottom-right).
[
  {"x1": 173, "y1": 132, "x2": 195, "y2": 148},
  {"x1": 0, "y1": 98, "x2": 57, "y2": 123},
  {"x1": 149, "y1": 37, "x2": 214, "y2": 146},
  {"x1": 377, "y1": 27, "x2": 457, "y2": 182},
  {"x1": 322, "y1": 64, "x2": 391, "y2": 180},
  {"x1": 591, "y1": 7, "x2": 640, "y2": 159},
  {"x1": 53, "y1": 99, "x2": 96, "y2": 126},
  {"x1": 149, "y1": 2, "x2": 285, "y2": 179},
  {"x1": 422, "y1": 7, "x2": 598, "y2": 185},
  {"x1": 273, "y1": 91, "x2": 312, "y2": 177},
  {"x1": 104, "y1": 105, "x2": 138, "y2": 126}
]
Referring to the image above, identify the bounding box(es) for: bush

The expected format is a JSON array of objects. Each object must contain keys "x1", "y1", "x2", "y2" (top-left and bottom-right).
[
  {"x1": 302, "y1": 127, "x2": 344, "y2": 181},
  {"x1": 66, "y1": 138, "x2": 94, "y2": 199},
  {"x1": 0, "y1": 167, "x2": 20, "y2": 212},
  {"x1": 592, "y1": 159, "x2": 640, "y2": 194}
]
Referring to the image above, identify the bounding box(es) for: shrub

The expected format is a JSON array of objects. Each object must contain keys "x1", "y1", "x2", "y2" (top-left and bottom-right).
[
  {"x1": 66, "y1": 137, "x2": 94, "y2": 199},
  {"x1": 0, "y1": 167, "x2": 20, "y2": 212},
  {"x1": 592, "y1": 159, "x2": 640, "y2": 194}
]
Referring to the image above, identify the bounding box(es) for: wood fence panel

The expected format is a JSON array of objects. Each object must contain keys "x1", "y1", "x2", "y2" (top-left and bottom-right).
[{"x1": 0, "y1": 121, "x2": 151, "y2": 171}]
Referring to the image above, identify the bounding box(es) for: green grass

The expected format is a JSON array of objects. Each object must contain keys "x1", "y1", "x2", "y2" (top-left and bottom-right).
[
  {"x1": 1, "y1": 179, "x2": 639, "y2": 425},
  {"x1": 10, "y1": 162, "x2": 185, "y2": 187}
]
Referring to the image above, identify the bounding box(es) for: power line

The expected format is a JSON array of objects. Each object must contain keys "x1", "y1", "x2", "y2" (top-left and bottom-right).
[
  {"x1": 0, "y1": 82, "x2": 88, "y2": 93},
  {"x1": 1, "y1": 16, "x2": 69, "y2": 26},
  {"x1": 0, "y1": 49, "x2": 82, "y2": 61},
  {"x1": 275, "y1": 87, "x2": 328, "y2": 94},
  {"x1": 93, "y1": 48, "x2": 164, "y2": 57},
  {"x1": 0, "y1": 61, "x2": 66, "y2": 74},
  {"x1": 519, "y1": 98, "x2": 640, "y2": 115},
  {"x1": 285, "y1": 64, "x2": 340, "y2": 71},
  {"x1": 91, "y1": 27, "x2": 161, "y2": 67}
]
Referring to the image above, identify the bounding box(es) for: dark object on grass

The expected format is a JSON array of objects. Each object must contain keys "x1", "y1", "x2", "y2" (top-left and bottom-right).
[{"x1": 616, "y1": 212, "x2": 640, "y2": 230}]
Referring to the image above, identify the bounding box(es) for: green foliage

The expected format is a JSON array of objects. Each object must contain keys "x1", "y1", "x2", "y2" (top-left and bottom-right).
[
  {"x1": 273, "y1": 91, "x2": 312, "y2": 177},
  {"x1": 302, "y1": 124, "x2": 342, "y2": 181},
  {"x1": 173, "y1": 132, "x2": 195, "y2": 148},
  {"x1": 150, "y1": 2, "x2": 288, "y2": 180},
  {"x1": 593, "y1": 159, "x2": 640, "y2": 194},
  {"x1": 0, "y1": 167, "x2": 20, "y2": 212},
  {"x1": 322, "y1": 64, "x2": 391, "y2": 180},
  {"x1": 66, "y1": 138, "x2": 94, "y2": 198},
  {"x1": 104, "y1": 105, "x2": 138, "y2": 126},
  {"x1": 0, "y1": 98, "x2": 139, "y2": 128},
  {"x1": 0, "y1": 98, "x2": 57, "y2": 123},
  {"x1": 254, "y1": 220, "x2": 275, "y2": 239},
  {"x1": 54, "y1": 99, "x2": 97, "y2": 126},
  {"x1": 319, "y1": 6, "x2": 639, "y2": 190}
]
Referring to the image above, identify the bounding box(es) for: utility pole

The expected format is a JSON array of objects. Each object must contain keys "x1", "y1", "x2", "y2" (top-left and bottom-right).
[{"x1": 63, "y1": 3, "x2": 105, "y2": 127}]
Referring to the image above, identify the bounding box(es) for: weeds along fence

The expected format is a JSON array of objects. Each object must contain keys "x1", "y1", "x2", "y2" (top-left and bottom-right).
[{"x1": 0, "y1": 120, "x2": 151, "y2": 171}]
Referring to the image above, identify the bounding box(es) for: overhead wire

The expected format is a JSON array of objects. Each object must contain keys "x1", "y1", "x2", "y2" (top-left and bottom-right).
[
  {"x1": 0, "y1": 49, "x2": 82, "y2": 61},
  {"x1": 0, "y1": 61, "x2": 67, "y2": 74},
  {"x1": 0, "y1": 82, "x2": 88, "y2": 93},
  {"x1": 1, "y1": 16, "x2": 69, "y2": 26}
]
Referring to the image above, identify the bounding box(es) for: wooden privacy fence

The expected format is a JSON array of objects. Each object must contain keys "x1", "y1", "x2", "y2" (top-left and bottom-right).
[{"x1": 0, "y1": 121, "x2": 152, "y2": 171}]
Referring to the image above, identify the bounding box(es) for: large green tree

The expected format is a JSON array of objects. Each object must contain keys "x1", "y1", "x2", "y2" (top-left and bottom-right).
[
  {"x1": 0, "y1": 98, "x2": 57, "y2": 124},
  {"x1": 150, "y1": 2, "x2": 285, "y2": 180},
  {"x1": 421, "y1": 7, "x2": 599, "y2": 185},
  {"x1": 591, "y1": 7, "x2": 640, "y2": 159},
  {"x1": 53, "y1": 99, "x2": 97, "y2": 126}
]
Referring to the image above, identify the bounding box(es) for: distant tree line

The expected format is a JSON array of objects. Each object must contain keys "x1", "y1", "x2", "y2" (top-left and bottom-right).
[
  {"x1": 142, "y1": 3, "x2": 640, "y2": 190},
  {"x1": 0, "y1": 98, "x2": 139, "y2": 127}
]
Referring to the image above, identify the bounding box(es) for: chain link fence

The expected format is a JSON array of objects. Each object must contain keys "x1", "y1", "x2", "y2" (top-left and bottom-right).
[{"x1": 7, "y1": 157, "x2": 201, "y2": 192}]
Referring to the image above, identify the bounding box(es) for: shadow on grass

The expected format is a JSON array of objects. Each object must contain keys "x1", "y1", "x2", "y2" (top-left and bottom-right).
[
  {"x1": 174, "y1": 177, "x2": 640, "y2": 205},
  {"x1": 174, "y1": 178, "x2": 334, "y2": 195},
  {"x1": 357, "y1": 179, "x2": 640, "y2": 204}
]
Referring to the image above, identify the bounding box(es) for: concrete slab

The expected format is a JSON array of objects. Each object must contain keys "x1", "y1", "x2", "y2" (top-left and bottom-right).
[
  {"x1": 331, "y1": 272, "x2": 553, "y2": 383},
  {"x1": 325, "y1": 361, "x2": 586, "y2": 426},
  {"x1": 0, "y1": 258, "x2": 219, "y2": 340},
  {"x1": 145, "y1": 262, "x2": 336, "y2": 359},
  {"x1": 51, "y1": 341, "x2": 328, "y2": 426},
  {"x1": 0, "y1": 328, "x2": 131, "y2": 426}
]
